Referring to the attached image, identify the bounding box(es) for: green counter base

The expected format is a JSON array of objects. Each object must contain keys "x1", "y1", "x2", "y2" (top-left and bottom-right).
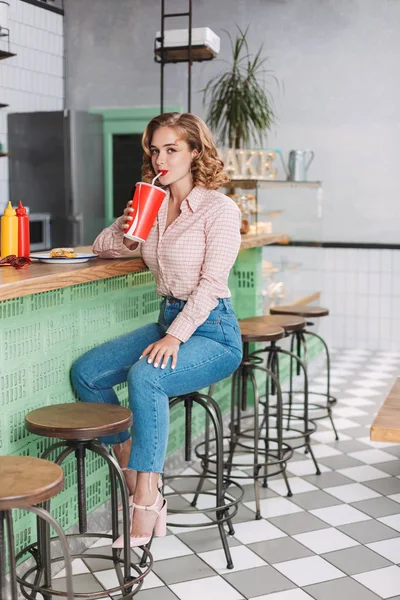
[{"x1": 0, "y1": 248, "x2": 269, "y2": 558}]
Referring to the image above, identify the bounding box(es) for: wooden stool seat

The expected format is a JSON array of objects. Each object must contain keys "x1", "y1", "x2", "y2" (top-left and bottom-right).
[
  {"x1": 0, "y1": 456, "x2": 63, "y2": 510},
  {"x1": 25, "y1": 402, "x2": 132, "y2": 440},
  {"x1": 239, "y1": 320, "x2": 285, "y2": 343},
  {"x1": 242, "y1": 314, "x2": 306, "y2": 334},
  {"x1": 270, "y1": 305, "x2": 329, "y2": 318}
]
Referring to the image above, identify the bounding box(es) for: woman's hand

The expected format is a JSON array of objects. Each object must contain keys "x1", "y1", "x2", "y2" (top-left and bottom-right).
[
  {"x1": 140, "y1": 334, "x2": 181, "y2": 370},
  {"x1": 121, "y1": 200, "x2": 139, "y2": 249},
  {"x1": 120, "y1": 200, "x2": 134, "y2": 232}
]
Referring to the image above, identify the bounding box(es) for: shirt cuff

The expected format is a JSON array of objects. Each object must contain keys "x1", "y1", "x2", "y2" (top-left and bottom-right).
[{"x1": 166, "y1": 313, "x2": 196, "y2": 343}]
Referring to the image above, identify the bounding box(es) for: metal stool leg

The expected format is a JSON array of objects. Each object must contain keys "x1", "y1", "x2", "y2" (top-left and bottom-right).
[
  {"x1": 247, "y1": 363, "x2": 293, "y2": 501},
  {"x1": 168, "y1": 393, "x2": 235, "y2": 569},
  {"x1": 28, "y1": 506, "x2": 74, "y2": 600},
  {"x1": 303, "y1": 329, "x2": 339, "y2": 440},
  {"x1": 5, "y1": 511, "x2": 18, "y2": 600},
  {"x1": 275, "y1": 346, "x2": 321, "y2": 475},
  {"x1": 38, "y1": 440, "x2": 134, "y2": 597},
  {"x1": 252, "y1": 343, "x2": 321, "y2": 476},
  {"x1": 191, "y1": 384, "x2": 216, "y2": 508},
  {"x1": 196, "y1": 393, "x2": 234, "y2": 568},
  {"x1": 0, "y1": 510, "x2": 18, "y2": 600},
  {"x1": 88, "y1": 441, "x2": 132, "y2": 585}
]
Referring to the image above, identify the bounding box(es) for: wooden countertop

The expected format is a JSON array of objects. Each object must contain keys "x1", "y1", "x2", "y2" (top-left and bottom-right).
[
  {"x1": 0, "y1": 232, "x2": 289, "y2": 301},
  {"x1": 370, "y1": 378, "x2": 400, "y2": 443}
]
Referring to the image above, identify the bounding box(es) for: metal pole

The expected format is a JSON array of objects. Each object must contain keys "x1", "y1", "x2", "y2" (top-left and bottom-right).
[
  {"x1": 161, "y1": 0, "x2": 165, "y2": 113},
  {"x1": 188, "y1": 0, "x2": 192, "y2": 112}
]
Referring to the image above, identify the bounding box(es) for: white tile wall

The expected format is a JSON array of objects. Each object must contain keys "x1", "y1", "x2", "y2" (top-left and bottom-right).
[
  {"x1": 0, "y1": 0, "x2": 64, "y2": 212},
  {"x1": 263, "y1": 245, "x2": 400, "y2": 352}
]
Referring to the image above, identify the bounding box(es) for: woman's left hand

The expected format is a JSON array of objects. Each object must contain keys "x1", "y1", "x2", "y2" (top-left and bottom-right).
[{"x1": 140, "y1": 334, "x2": 181, "y2": 370}]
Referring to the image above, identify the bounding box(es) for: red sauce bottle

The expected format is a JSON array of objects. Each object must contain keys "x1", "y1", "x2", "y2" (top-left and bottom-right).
[{"x1": 16, "y1": 200, "x2": 30, "y2": 258}]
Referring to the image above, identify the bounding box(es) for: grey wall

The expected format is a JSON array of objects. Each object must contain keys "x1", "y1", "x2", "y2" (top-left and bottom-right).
[{"x1": 64, "y1": 0, "x2": 400, "y2": 244}]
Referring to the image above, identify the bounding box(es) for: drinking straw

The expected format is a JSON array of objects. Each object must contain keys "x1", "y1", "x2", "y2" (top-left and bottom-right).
[{"x1": 152, "y1": 171, "x2": 167, "y2": 185}]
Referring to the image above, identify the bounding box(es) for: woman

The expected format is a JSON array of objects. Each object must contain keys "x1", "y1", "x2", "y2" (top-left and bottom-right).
[{"x1": 71, "y1": 112, "x2": 243, "y2": 547}]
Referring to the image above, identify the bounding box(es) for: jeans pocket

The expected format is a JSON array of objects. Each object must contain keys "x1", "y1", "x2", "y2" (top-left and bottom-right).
[{"x1": 220, "y1": 318, "x2": 242, "y2": 352}]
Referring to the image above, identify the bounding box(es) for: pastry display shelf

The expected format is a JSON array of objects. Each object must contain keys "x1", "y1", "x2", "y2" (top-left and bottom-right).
[{"x1": 228, "y1": 180, "x2": 322, "y2": 190}]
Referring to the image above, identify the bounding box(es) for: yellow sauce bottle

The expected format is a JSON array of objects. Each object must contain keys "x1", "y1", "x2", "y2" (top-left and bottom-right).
[{"x1": 1, "y1": 201, "x2": 18, "y2": 258}]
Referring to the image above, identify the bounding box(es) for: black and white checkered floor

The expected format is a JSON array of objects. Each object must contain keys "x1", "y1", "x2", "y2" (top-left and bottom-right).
[{"x1": 49, "y1": 349, "x2": 400, "y2": 600}]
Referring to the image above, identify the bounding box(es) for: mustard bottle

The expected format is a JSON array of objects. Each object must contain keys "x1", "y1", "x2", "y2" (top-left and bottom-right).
[{"x1": 1, "y1": 201, "x2": 18, "y2": 258}]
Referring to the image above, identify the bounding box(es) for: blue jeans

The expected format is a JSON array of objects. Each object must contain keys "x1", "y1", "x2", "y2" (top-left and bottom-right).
[{"x1": 70, "y1": 297, "x2": 242, "y2": 472}]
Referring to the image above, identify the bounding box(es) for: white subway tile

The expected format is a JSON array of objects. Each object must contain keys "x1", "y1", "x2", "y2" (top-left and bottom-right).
[
  {"x1": 55, "y1": 16, "x2": 63, "y2": 37},
  {"x1": 381, "y1": 250, "x2": 392, "y2": 273},
  {"x1": 393, "y1": 251, "x2": 400, "y2": 273},
  {"x1": 380, "y1": 272, "x2": 392, "y2": 296},
  {"x1": 380, "y1": 319, "x2": 392, "y2": 342},
  {"x1": 393, "y1": 275, "x2": 400, "y2": 297},
  {"x1": 357, "y1": 250, "x2": 369, "y2": 272},
  {"x1": 345, "y1": 271, "x2": 356, "y2": 295},
  {"x1": 368, "y1": 250, "x2": 381, "y2": 272},
  {"x1": 34, "y1": 4, "x2": 45, "y2": 30},
  {"x1": 357, "y1": 272, "x2": 368, "y2": 295},
  {"x1": 368, "y1": 296, "x2": 381, "y2": 319},
  {"x1": 368, "y1": 272, "x2": 381, "y2": 296},
  {"x1": 345, "y1": 295, "x2": 357, "y2": 317},
  {"x1": 357, "y1": 295, "x2": 369, "y2": 317},
  {"x1": 379, "y1": 297, "x2": 392, "y2": 319}
]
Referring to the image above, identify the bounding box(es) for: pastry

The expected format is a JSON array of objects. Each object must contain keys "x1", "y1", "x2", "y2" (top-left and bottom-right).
[{"x1": 49, "y1": 248, "x2": 78, "y2": 259}]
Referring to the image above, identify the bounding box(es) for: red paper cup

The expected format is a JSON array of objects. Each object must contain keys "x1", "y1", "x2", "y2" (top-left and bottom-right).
[{"x1": 124, "y1": 182, "x2": 167, "y2": 242}]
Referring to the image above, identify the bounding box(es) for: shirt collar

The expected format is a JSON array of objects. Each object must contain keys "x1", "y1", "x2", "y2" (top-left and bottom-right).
[{"x1": 164, "y1": 185, "x2": 205, "y2": 213}]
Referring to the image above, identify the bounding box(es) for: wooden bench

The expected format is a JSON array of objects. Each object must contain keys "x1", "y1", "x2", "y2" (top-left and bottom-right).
[{"x1": 370, "y1": 377, "x2": 400, "y2": 443}]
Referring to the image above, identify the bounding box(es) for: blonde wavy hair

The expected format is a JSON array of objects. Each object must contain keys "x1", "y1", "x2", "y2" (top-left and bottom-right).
[{"x1": 141, "y1": 112, "x2": 230, "y2": 190}]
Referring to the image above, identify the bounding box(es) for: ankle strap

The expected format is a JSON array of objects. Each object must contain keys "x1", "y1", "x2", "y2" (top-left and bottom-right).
[{"x1": 132, "y1": 493, "x2": 163, "y2": 513}]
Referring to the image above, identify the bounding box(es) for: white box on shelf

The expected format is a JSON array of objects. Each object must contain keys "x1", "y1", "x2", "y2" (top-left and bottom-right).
[{"x1": 155, "y1": 27, "x2": 220, "y2": 55}]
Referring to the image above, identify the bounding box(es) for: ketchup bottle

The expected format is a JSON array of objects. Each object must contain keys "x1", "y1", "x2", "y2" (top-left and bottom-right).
[{"x1": 16, "y1": 200, "x2": 30, "y2": 258}]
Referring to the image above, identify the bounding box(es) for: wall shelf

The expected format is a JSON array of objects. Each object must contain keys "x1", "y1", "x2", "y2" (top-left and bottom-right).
[
  {"x1": 155, "y1": 44, "x2": 217, "y2": 63},
  {"x1": 0, "y1": 153, "x2": 10, "y2": 157},
  {"x1": 0, "y1": 50, "x2": 16, "y2": 61},
  {"x1": 0, "y1": 103, "x2": 9, "y2": 108}
]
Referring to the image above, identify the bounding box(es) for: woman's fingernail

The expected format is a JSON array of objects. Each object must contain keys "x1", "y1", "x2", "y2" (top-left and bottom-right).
[
  {"x1": 139, "y1": 355, "x2": 143, "y2": 359},
  {"x1": 129, "y1": 208, "x2": 134, "y2": 213},
  {"x1": 171, "y1": 365, "x2": 175, "y2": 370},
  {"x1": 161, "y1": 364, "x2": 165, "y2": 370},
  {"x1": 154, "y1": 363, "x2": 159, "y2": 368},
  {"x1": 148, "y1": 359, "x2": 152, "y2": 364}
]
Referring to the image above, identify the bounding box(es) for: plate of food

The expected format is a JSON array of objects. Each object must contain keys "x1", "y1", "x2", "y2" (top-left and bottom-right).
[{"x1": 31, "y1": 248, "x2": 98, "y2": 264}]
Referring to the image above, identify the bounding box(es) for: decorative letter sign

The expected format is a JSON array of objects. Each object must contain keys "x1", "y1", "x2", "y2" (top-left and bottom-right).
[{"x1": 219, "y1": 149, "x2": 278, "y2": 180}]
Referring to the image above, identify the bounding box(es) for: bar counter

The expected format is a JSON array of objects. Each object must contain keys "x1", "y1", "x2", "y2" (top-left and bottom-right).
[
  {"x1": 0, "y1": 232, "x2": 288, "y2": 301},
  {"x1": 0, "y1": 231, "x2": 287, "y2": 556}
]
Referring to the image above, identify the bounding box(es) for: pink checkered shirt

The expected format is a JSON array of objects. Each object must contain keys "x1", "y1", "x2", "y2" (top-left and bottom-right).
[{"x1": 92, "y1": 186, "x2": 242, "y2": 342}]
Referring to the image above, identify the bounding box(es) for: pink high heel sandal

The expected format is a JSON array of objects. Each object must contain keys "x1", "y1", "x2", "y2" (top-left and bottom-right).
[
  {"x1": 117, "y1": 469, "x2": 163, "y2": 511},
  {"x1": 112, "y1": 491, "x2": 167, "y2": 548}
]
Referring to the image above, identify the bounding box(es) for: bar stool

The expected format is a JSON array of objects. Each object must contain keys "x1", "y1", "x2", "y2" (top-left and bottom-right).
[
  {"x1": 23, "y1": 403, "x2": 153, "y2": 599},
  {"x1": 162, "y1": 391, "x2": 244, "y2": 570},
  {"x1": 270, "y1": 305, "x2": 338, "y2": 440},
  {"x1": 195, "y1": 321, "x2": 295, "y2": 521},
  {"x1": 0, "y1": 456, "x2": 73, "y2": 600},
  {"x1": 242, "y1": 315, "x2": 321, "y2": 477}
]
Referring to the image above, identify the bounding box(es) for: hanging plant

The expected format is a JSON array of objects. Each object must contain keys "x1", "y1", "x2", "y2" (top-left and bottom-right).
[{"x1": 202, "y1": 25, "x2": 278, "y2": 149}]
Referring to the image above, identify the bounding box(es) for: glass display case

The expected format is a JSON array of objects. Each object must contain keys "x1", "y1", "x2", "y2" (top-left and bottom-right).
[{"x1": 225, "y1": 179, "x2": 324, "y2": 311}]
